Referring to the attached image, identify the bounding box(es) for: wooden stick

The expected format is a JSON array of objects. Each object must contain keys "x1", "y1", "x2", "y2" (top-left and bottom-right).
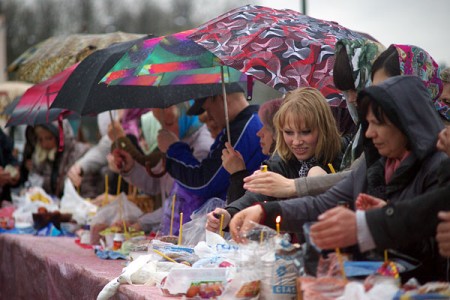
[
  {"x1": 102, "y1": 174, "x2": 109, "y2": 206},
  {"x1": 328, "y1": 163, "x2": 336, "y2": 174},
  {"x1": 219, "y1": 214, "x2": 224, "y2": 237},
  {"x1": 169, "y1": 194, "x2": 176, "y2": 236},
  {"x1": 335, "y1": 248, "x2": 346, "y2": 280},
  {"x1": 116, "y1": 175, "x2": 122, "y2": 196},
  {"x1": 178, "y1": 212, "x2": 183, "y2": 245},
  {"x1": 118, "y1": 193, "x2": 128, "y2": 235},
  {"x1": 152, "y1": 249, "x2": 178, "y2": 264}
]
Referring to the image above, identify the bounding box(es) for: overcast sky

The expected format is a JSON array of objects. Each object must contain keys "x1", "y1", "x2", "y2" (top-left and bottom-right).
[{"x1": 257, "y1": 0, "x2": 449, "y2": 67}]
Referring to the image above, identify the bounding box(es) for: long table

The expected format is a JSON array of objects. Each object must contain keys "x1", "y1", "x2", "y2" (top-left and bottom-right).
[{"x1": 0, "y1": 234, "x2": 172, "y2": 299}]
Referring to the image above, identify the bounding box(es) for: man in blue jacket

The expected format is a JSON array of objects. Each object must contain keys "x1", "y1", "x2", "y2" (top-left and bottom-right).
[{"x1": 157, "y1": 85, "x2": 267, "y2": 201}]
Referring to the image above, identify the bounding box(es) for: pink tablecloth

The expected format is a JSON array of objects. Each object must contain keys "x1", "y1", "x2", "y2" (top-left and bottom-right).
[{"x1": 0, "y1": 234, "x2": 173, "y2": 300}]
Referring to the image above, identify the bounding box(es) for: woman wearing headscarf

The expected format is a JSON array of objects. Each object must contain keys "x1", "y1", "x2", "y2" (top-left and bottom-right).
[
  {"x1": 231, "y1": 76, "x2": 446, "y2": 282},
  {"x1": 30, "y1": 120, "x2": 101, "y2": 198},
  {"x1": 111, "y1": 101, "x2": 214, "y2": 234}
]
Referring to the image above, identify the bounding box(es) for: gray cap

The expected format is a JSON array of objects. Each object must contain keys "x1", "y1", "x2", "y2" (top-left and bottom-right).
[{"x1": 187, "y1": 82, "x2": 245, "y2": 115}]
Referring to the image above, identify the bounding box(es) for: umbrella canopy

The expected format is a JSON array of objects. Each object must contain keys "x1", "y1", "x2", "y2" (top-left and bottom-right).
[
  {"x1": 8, "y1": 31, "x2": 144, "y2": 84},
  {"x1": 101, "y1": 29, "x2": 246, "y2": 87},
  {"x1": 6, "y1": 64, "x2": 79, "y2": 127},
  {"x1": 188, "y1": 5, "x2": 367, "y2": 107},
  {"x1": 0, "y1": 81, "x2": 33, "y2": 120},
  {"x1": 51, "y1": 34, "x2": 246, "y2": 115}
]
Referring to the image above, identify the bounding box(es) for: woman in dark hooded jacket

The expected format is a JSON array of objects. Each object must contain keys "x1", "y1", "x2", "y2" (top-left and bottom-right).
[{"x1": 230, "y1": 76, "x2": 447, "y2": 283}]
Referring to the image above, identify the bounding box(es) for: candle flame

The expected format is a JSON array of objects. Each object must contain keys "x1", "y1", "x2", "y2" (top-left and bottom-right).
[{"x1": 276, "y1": 215, "x2": 281, "y2": 223}]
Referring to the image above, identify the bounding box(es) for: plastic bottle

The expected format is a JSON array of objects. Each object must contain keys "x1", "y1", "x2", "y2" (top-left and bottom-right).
[{"x1": 113, "y1": 233, "x2": 125, "y2": 251}]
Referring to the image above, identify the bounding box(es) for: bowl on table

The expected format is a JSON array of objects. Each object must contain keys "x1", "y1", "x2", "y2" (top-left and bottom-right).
[{"x1": 32, "y1": 211, "x2": 72, "y2": 230}]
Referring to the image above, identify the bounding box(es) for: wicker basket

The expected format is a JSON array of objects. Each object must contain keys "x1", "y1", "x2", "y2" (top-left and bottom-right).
[{"x1": 127, "y1": 185, "x2": 162, "y2": 213}]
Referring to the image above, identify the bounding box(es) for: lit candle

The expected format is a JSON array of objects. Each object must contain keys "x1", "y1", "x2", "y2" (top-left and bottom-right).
[
  {"x1": 219, "y1": 214, "x2": 225, "y2": 237},
  {"x1": 178, "y1": 212, "x2": 183, "y2": 245},
  {"x1": 276, "y1": 215, "x2": 281, "y2": 234}
]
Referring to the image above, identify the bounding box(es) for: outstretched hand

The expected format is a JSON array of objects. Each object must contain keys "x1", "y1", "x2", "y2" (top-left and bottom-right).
[
  {"x1": 205, "y1": 208, "x2": 231, "y2": 233},
  {"x1": 221, "y1": 142, "x2": 245, "y2": 174},
  {"x1": 107, "y1": 121, "x2": 125, "y2": 141},
  {"x1": 437, "y1": 126, "x2": 450, "y2": 157},
  {"x1": 437, "y1": 211, "x2": 450, "y2": 257},
  {"x1": 157, "y1": 129, "x2": 179, "y2": 153},
  {"x1": 355, "y1": 193, "x2": 387, "y2": 211},
  {"x1": 111, "y1": 148, "x2": 134, "y2": 173},
  {"x1": 229, "y1": 205, "x2": 264, "y2": 243},
  {"x1": 67, "y1": 163, "x2": 83, "y2": 187},
  {"x1": 243, "y1": 170, "x2": 296, "y2": 198},
  {"x1": 310, "y1": 206, "x2": 357, "y2": 249}
]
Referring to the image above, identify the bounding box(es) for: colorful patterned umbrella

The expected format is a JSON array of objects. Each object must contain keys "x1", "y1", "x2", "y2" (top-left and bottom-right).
[
  {"x1": 8, "y1": 32, "x2": 144, "y2": 84},
  {"x1": 101, "y1": 29, "x2": 246, "y2": 87},
  {"x1": 51, "y1": 36, "x2": 245, "y2": 115},
  {"x1": 188, "y1": 5, "x2": 367, "y2": 107},
  {"x1": 6, "y1": 64, "x2": 79, "y2": 127}
]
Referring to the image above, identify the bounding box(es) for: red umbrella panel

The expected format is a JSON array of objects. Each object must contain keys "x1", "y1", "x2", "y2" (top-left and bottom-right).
[
  {"x1": 6, "y1": 64, "x2": 79, "y2": 127},
  {"x1": 188, "y1": 5, "x2": 368, "y2": 108}
]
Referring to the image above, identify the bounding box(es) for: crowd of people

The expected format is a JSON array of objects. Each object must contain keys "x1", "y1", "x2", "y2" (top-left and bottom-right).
[{"x1": 1, "y1": 36, "x2": 450, "y2": 284}]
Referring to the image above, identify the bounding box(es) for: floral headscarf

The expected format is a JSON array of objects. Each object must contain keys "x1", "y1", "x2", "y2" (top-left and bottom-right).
[
  {"x1": 393, "y1": 44, "x2": 448, "y2": 120},
  {"x1": 335, "y1": 38, "x2": 386, "y2": 92},
  {"x1": 441, "y1": 67, "x2": 450, "y2": 83}
]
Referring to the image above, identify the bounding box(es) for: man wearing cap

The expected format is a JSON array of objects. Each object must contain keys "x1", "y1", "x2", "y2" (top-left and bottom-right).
[{"x1": 157, "y1": 84, "x2": 267, "y2": 201}]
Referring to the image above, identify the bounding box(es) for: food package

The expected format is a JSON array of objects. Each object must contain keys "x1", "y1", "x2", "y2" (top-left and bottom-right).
[
  {"x1": 259, "y1": 238, "x2": 301, "y2": 300},
  {"x1": 159, "y1": 267, "x2": 228, "y2": 298},
  {"x1": 219, "y1": 266, "x2": 261, "y2": 300},
  {"x1": 299, "y1": 276, "x2": 347, "y2": 300},
  {"x1": 151, "y1": 240, "x2": 198, "y2": 266}
]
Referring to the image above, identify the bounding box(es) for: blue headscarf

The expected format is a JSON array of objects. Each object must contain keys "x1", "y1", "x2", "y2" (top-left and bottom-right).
[{"x1": 177, "y1": 100, "x2": 203, "y2": 139}]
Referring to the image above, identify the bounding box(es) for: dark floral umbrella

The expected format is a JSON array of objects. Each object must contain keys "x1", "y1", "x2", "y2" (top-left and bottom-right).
[{"x1": 188, "y1": 5, "x2": 367, "y2": 108}]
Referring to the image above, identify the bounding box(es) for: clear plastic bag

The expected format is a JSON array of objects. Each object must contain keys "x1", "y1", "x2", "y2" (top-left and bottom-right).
[
  {"x1": 90, "y1": 193, "x2": 142, "y2": 244},
  {"x1": 181, "y1": 197, "x2": 226, "y2": 246}
]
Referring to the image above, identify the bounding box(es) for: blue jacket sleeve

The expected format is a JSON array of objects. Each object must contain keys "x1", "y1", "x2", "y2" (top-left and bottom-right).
[{"x1": 165, "y1": 113, "x2": 267, "y2": 200}]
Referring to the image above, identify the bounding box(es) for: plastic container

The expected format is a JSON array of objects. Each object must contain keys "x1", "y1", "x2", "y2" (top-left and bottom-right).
[{"x1": 113, "y1": 233, "x2": 125, "y2": 251}]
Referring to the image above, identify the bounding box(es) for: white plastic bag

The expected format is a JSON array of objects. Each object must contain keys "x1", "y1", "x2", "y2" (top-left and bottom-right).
[
  {"x1": 12, "y1": 187, "x2": 58, "y2": 225},
  {"x1": 60, "y1": 179, "x2": 98, "y2": 225}
]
